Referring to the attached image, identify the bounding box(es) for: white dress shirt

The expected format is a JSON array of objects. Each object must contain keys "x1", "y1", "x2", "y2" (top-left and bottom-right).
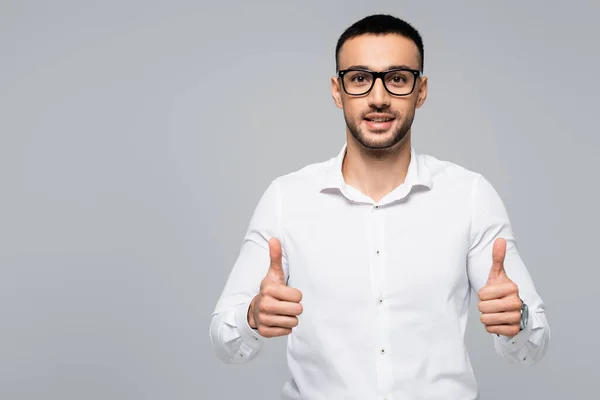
[{"x1": 209, "y1": 143, "x2": 550, "y2": 400}]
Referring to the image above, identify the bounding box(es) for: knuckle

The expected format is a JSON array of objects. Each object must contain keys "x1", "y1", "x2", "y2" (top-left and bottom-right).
[
  {"x1": 257, "y1": 326, "x2": 269, "y2": 337},
  {"x1": 262, "y1": 284, "x2": 273, "y2": 296},
  {"x1": 265, "y1": 298, "x2": 278, "y2": 313},
  {"x1": 257, "y1": 300, "x2": 266, "y2": 313},
  {"x1": 255, "y1": 313, "x2": 266, "y2": 325},
  {"x1": 258, "y1": 299, "x2": 272, "y2": 314}
]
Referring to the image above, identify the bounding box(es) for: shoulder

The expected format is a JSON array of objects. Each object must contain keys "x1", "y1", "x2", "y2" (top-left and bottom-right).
[
  {"x1": 418, "y1": 150, "x2": 506, "y2": 208},
  {"x1": 270, "y1": 155, "x2": 335, "y2": 191},
  {"x1": 418, "y1": 151, "x2": 483, "y2": 189}
]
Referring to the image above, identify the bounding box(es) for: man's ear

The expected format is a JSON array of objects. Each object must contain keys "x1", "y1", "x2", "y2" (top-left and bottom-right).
[
  {"x1": 415, "y1": 75, "x2": 428, "y2": 109},
  {"x1": 331, "y1": 76, "x2": 344, "y2": 109}
]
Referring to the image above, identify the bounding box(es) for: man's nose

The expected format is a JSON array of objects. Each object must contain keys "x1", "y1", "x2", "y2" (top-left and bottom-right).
[{"x1": 368, "y1": 77, "x2": 391, "y2": 108}]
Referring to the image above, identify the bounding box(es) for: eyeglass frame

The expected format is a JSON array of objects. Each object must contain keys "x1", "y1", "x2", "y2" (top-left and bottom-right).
[{"x1": 337, "y1": 67, "x2": 423, "y2": 96}]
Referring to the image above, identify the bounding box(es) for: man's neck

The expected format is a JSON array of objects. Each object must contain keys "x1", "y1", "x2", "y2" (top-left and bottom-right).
[{"x1": 341, "y1": 134, "x2": 412, "y2": 203}]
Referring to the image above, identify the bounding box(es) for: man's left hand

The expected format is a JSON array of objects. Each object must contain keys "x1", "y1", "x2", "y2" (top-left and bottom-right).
[{"x1": 477, "y1": 238, "x2": 523, "y2": 337}]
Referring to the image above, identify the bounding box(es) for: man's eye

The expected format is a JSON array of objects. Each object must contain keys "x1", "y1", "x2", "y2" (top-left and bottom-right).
[{"x1": 389, "y1": 75, "x2": 407, "y2": 83}]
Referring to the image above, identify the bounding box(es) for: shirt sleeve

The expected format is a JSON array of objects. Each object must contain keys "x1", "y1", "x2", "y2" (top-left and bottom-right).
[
  {"x1": 466, "y1": 174, "x2": 550, "y2": 366},
  {"x1": 208, "y1": 179, "x2": 289, "y2": 364}
]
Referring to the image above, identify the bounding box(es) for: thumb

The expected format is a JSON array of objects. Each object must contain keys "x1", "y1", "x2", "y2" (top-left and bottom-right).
[
  {"x1": 488, "y1": 237, "x2": 507, "y2": 281},
  {"x1": 267, "y1": 237, "x2": 286, "y2": 284}
]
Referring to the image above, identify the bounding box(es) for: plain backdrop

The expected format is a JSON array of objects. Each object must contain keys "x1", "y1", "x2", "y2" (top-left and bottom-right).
[{"x1": 1, "y1": 1, "x2": 598, "y2": 399}]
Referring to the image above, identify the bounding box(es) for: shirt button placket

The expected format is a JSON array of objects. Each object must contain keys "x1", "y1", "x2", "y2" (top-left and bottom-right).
[{"x1": 374, "y1": 202, "x2": 392, "y2": 396}]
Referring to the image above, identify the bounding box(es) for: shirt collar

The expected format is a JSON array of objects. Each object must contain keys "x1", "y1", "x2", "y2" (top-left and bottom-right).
[{"x1": 318, "y1": 142, "x2": 433, "y2": 195}]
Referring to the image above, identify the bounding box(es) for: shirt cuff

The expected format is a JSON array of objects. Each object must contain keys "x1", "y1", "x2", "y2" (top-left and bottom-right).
[
  {"x1": 233, "y1": 298, "x2": 265, "y2": 360},
  {"x1": 496, "y1": 315, "x2": 534, "y2": 353},
  {"x1": 494, "y1": 311, "x2": 537, "y2": 366}
]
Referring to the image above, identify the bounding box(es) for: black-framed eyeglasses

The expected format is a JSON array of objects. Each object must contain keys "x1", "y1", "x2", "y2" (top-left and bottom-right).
[{"x1": 338, "y1": 68, "x2": 422, "y2": 96}]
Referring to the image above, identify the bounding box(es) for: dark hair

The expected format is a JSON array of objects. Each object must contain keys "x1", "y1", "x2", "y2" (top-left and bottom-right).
[{"x1": 335, "y1": 14, "x2": 424, "y2": 72}]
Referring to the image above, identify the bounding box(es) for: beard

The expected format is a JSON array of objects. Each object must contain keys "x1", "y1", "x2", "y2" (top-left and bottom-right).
[{"x1": 344, "y1": 107, "x2": 415, "y2": 150}]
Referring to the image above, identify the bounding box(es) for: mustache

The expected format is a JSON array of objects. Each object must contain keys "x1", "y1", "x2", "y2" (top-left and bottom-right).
[{"x1": 360, "y1": 107, "x2": 398, "y2": 118}]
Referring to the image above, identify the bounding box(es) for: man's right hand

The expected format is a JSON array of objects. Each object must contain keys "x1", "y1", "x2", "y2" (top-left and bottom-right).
[{"x1": 248, "y1": 237, "x2": 303, "y2": 338}]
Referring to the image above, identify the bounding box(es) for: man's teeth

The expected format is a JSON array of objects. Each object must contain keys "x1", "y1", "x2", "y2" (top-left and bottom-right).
[{"x1": 370, "y1": 118, "x2": 392, "y2": 122}]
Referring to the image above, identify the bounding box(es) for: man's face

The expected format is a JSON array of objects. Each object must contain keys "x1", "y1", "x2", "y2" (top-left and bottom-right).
[{"x1": 331, "y1": 34, "x2": 428, "y2": 150}]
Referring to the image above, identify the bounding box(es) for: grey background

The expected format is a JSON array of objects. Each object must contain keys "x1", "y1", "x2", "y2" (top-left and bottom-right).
[{"x1": 1, "y1": 0, "x2": 598, "y2": 399}]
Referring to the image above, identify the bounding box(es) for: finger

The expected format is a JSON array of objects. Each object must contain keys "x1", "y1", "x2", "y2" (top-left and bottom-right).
[
  {"x1": 257, "y1": 326, "x2": 293, "y2": 338},
  {"x1": 478, "y1": 281, "x2": 518, "y2": 301},
  {"x1": 264, "y1": 284, "x2": 303, "y2": 303},
  {"x1": 488, "y1": 238, "x2": 507, "y2": 281},
  {"x1": 259, "y1": 314, "x2": 299, "y2": 329},
  {"x1": 264, "y1": 300, "x2": 303, "y2": 317},
  {"x1": 485, "y1": 324, "x2": 521, "y2": 338},
  {"x1": 257, "y1": 294, "x2": 303, "y2": 315},
  {"x1": 480, "y1": 311, "x2": 522, "y2": 326},
  {"x1": 478, "y1": 297, "x2": 523, "y2": 313},
  {"x1": 267, "y1": 237, "x2": 285, "y2": 284}
]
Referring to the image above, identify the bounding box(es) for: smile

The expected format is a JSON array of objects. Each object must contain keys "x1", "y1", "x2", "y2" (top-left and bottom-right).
[{"x1": 365, "y1": 117, "x2": 394, "y2": 122}]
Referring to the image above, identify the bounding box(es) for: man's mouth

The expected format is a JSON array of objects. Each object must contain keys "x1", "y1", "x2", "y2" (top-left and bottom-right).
[
  {"x1": 365, "y1": 117, "x2": 394, "y2": 122},
  {"x1": 364, "y1": 114, "x2": 395, "y2": 130},
  {"x1": 364, "y1": 112, "x2": 395, "y2": 119}
]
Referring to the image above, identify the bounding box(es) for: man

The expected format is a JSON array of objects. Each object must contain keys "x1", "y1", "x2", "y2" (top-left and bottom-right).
[{"x1": 209, "y1": 14, "x2": 550, "y2": 400}]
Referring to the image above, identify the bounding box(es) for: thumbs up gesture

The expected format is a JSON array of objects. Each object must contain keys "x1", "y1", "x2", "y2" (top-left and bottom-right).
[
  {"x1": 477, "y1": 238, "x2": 523, "y2": 337},
  {"x1": 247, "y1": 238, "x2": 303, "y2": 338}
]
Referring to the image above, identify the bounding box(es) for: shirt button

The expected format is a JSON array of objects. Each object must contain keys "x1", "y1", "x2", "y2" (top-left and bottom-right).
[
  {"x1": 376, "y1": 250, "x2": 380, "y2": 255},
  {"x1": 375, "y1": 205, "x2": 379, "y2": 209},
  {"x1": 380, "y1": 349, "x2": 385, "y2": 354}
]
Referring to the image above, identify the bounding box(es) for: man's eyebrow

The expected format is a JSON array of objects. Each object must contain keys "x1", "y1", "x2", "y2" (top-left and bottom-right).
[
  {"x1": 342, "y1": 64, "x2": 417, "y2": 71},
  {"x1": 344, "y1": 64, "x2": 371, "y2": 70},
  {"x1": 385, "y1": 64, "x2": 417, "y2": 71}
]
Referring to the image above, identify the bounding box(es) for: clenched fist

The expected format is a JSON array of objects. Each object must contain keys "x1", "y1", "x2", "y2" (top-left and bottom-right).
[
  {"x1": 478, "y1": 238, "x2": 523, "y2": 337},
  {"x1": 248, "y1": 237, "x2": 303, "y2": 338}
]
